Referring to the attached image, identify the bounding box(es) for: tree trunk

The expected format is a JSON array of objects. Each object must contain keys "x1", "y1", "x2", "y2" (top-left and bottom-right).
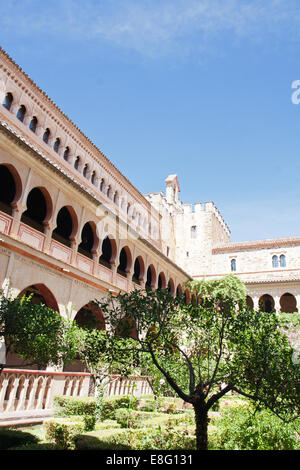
[{"x1": 194, "y1": 401, "x2": 209, "y2": 450}]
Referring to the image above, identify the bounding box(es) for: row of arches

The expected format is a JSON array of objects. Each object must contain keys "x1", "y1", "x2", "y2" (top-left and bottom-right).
[
  {"x1": 0, "y1": 163, "x2": 180, "y2": 290},
  {"x1": 2, "y1": 92, "x2": 159, "y2": 238},
  {"x1": 246, "y1": 293, "x2": 298, "y2": 313}
]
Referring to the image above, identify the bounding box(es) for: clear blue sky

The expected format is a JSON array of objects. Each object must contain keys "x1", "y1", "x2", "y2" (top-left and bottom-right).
[{"x1": 1, "y1": 0, "x2": 300, "y2": 242}]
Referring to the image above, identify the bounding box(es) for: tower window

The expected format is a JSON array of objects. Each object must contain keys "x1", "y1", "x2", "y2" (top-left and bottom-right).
[
  {"x1": 280, "y1": 255, "x2": 286, "y2": 267},
  {"x1": 191, "y1": 226, "x2": 197, "y2": 239},
  {"x1": 272, "y1": 255, "x2": 279, "y2": 268},
  {"x1": 231, "y1": 259, "x2": 236, "y2": 272}
]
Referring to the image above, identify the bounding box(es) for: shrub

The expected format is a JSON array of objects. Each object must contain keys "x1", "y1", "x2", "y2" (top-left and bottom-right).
[
  {"x1": 216, "y1": 405, "x2": 300, "y2": 450},
  {"x1": 101, "y1": 395, "x2": 138, "y2": 420},
  {"x1": 45, "y1": 419, "x2": 84, "y2": 450},
  {"x1": 137, "y1": 398, "x2": 157, "y2": 412},
  {"x1": 108, "y1": 426, "x2": 196, "y2": 450},
  {"x1": 0, "y1": 429, "x2": 39, "y2": 450},
  {"x1": 83, "y1": 414, "x2": 96, "y2": 431},
  {"x1": 53, "y1": 396, "x2": 96, "y2": 417}
]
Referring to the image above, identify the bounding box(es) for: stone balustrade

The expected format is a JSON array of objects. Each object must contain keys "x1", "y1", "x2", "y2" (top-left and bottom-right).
[{"x1": 0, "y1": 368, "x2": 152, "y2": 425}]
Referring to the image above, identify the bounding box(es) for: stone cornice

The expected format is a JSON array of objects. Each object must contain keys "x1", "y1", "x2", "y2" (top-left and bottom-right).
[{"x1": 213, "y1": 237, "x2": 300, "y2": 253}]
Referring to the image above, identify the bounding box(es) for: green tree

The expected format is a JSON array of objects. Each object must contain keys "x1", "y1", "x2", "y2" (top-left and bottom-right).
[
  {"x1": 0, "y1": 291, "x2": 78, "y2": 374},
  {"x1": 95, "y1": 275, "x2": 300, "y2": 450}
]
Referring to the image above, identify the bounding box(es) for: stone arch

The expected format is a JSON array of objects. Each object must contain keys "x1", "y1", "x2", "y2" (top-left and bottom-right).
[
  {"x1": 259, "y1": 294, "x2": 275, "y2": 313},
  {"x1": 16, "y1": 104, "x2": 26, "y2": 122},
  {"x1": 280, "y1": 293, "x2": 298, "y2": 313},
  {"x1": 246, "y1": 295, "x2": 254, "y2": 309},
  {"x1": 176, "y1": 284, "x2": 183, "y2": 297},
  {"x1": 168, "y1": 278, "x2": 175, "y2": 296},
  {"x1": 74, "y1": 302, "x2": 106, "y2": 331},
  {"x1": 99, "y1": 235, "x2": 117, "y2": 269},
  {"x1": 52, "y1": 205, "x2": 78, "y2": 247},
  {"x1": 117, "y1": 246, "x2": 133, "y2": 278},
  {"x1": 43, "y1": 128, "x2": 50, "y2": 144},
  {"x1": 2, "y1": 91, "x2": 13, "y2": 110},
  {"x1": 184, "y1": 288, "x2": 191, "y2": 304},
  {"x1": 78, "y1": 221, "x2": 98, "y2": 259},
  {"x1": 21, "y1": 186, "x2": 53, "y2": 233},
  {"x1": 157, "y1": 272, "x2": 167, "y2": 290},
  {"x1": 145, "y1": 264, "x2": 156, "y2": 290},
  {"x1": 18, "y1": 283, "x2": 59, "y2": 312},
  {"x1": 132, "y1": 255, "x2": 145, "y2": 285},
  {"x1": 0, "y1": 163, "x2": 22, "y2": 215}
]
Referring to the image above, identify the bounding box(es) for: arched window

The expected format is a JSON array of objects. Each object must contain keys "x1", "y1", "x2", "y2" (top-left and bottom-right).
[
  {"x1": 100, "y1": 179, "x2": 105, "y2": 192},
  {"x1": 83, "y1": 164, "x2": 88, "y2": 178},
  {"x1": 63, "y1": 147, "x2": 70, "y2": 161},
  {"x1": 157, "y1": 273, "x2": 166, "y2": 290},
  {"x1": 16, "y1": 105, "x2": 26, "y2": 122},
  {"x1": 43, "y1": 128, "x2": 50, "y2": 144},
  {"x1": 2, "y1": 92, "x2": 13, "y2": 110},
  {"x1": 113, "y1": 191, "x2": 119, "y2": 205},
  {"x1": 74, "y1": 156, "x2": 80, "y2": 170},
  {"x1": 53, "y1": 138, "x2": 60, "y2": 153},
  {"x1": 107, "y1": 186, "x2": 112, "y2": 199},
  {"x1": 52, "y1": 206, "x2": 75, "y2": 247},
  {"x1": 117, "y1": 248, "x2": 129, "y2": 278},
  {"x1": 29, "y1": 116, "x2": 37, "y2": 133},
  {"x1": 231, "y1": 259, "x2": 236, "y2": 272},
  {"x1": 146, "y1": 265, "x2": 156, "y2": 290},
  {"x1": 0, "y1": 165, "x2": 17, "y2": 215},
  {"x1": 280, "y1": 254, "x2": 286, "y2": 267},
  {"x1": 21, "y1": 188, "x2": 49, "y2": 233},
  {"x1": 99, "y1": 236, "x2": 114, "y2": 269},
  {"x1": 272, "y1": 255, "x2": 279, "y2": 268},
  {"x1": 78, "y1": 222, "x2": 95, "y2": 259},
  {"x1": 132, "y1": 257, "x2": 143, "y2": 284},
  {"x1": 91, "y1": 171, "x2": 96, "y2": 185}
]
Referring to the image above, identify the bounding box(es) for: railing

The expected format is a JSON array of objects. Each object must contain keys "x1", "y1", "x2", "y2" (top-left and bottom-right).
[{"x1": 0, "y1": 368, "x2": 152, "y2": 423}]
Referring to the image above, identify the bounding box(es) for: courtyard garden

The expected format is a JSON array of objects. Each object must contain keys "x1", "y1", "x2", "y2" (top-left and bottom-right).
[{"x1": 1, "y1": 393, "x2": 299, "y2": 450}]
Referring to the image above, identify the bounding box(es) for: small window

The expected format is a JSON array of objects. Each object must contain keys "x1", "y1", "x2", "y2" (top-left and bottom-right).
[
  {"x1": 91, "y1": 171, "x2": 96, "y2": 185},
  {"x1": 29, "y1": 116, "x2": 37, "y2": 133},
  {"x1": 186, "y1": 251, "x2": 189, "y2": 258},
  {"x1": 231, "y1": 259, "x2": 236, "y2": 272},
  {"x1": 280, "y1": 254, "x2": 286, "y2": 267},
  {"x1": 63, "y1": 147, "x2": 70, "y2": 161},
  {"x1": 17, "y1": 105, "x2": 26, "y2": 122},
  {"x1": 74, "y1": 156, "x2": 80, "y2": 170},
  {"x1": 53, "y1": 138, "x2": 60, "y2": 153},
  {"x1": 2, "y1": 92, "x2": 13, "y2": 110},
  {"x1": 83, "y1": 164, "x2": 88, "y2": 178},
  {"x1": 43, "y1": 128, "x2": 50, "y2": 144},
  {"x1": 167, "y1": 247, "x2": 170, "y2": 257},
  {"x1": 191, "y1": 225, "x2": 197, "y2": 239},
  {"x1": 272, "y1": 255, "x2": 279, "y2": 268}
]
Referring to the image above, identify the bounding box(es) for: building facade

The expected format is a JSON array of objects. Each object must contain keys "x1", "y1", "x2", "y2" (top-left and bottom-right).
[{"x1": 0, "y1": 47, "x2": 299, "y2": 422}]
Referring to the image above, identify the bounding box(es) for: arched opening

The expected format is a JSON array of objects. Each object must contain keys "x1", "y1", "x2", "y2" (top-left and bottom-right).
[
  {"x1": 184, "y1": 289, "x2": 191, "y2": 304},
  {"x1": 145, "y1": 265, "x2": 156, "y2": 290},
  {"x1": 2, "y1": 92, "x2": 13, "y2": 110},
  {"x1": 63, "y1": 147, "x2": 70, "y2": 161},
  {"x1": 53, "y1": 138, "x2": 60, "y2": 153},
  {"x1": 74, "y1": 303, "x2": 106, "y2": 331},
  {"x1": 16, "y1": 105, "x2": 26, "y2": 122},
  {"x1": 116, "y1": 316, "x2": 137, "y2": 340},
  {"x1": 107, "y1": 186, "x2": 112, "y2": 199},
  {"x1": 280, "y1": 255, "x2": 286, "y2": 267},
  {"x1": 0, "y1": 164, "x2": 19, "y2": 215},
  {"x1": 74, "y1": 156, "x2": 80, "y2": 170},
  {"x1": 29, "y1": 116, "x2": 37, "y2": 133},
  {"x1": 246, "y1": 295, "x2": 254, "y2": 309},
  {"x1": 21, "y1": 187, "x2": 51, "y2": 233},
  {"x1": 280, "y1": 293, "x2": 298, "y2": 313},
  {"x1": 18, "y1": 284, "x2": 59, "y2": 311},
  {"x1": 52, "y1": 206, "x2": 77, "y2": 247},
  {"x1": 176, "y1": 284, "x2": 182, "y2": 298},
  {"x1": 168, "y1": 278, "x2": 175, "y2": 297},
  {"x1": 117, "y1": 247, "x2": 132, "y2": 278},
  {"x1": 100, "y1": 178, "x2": 105, "y2": 192},
  {"x1": 83, "y1": 164, "x2": 89, "y2": 178},
  {"x1": 272, "y1": 255, "x2": 278, "y2": 268},
  {"x1": 259, "y1": 294, "x2": 275, "y2": 313},
  {"x1": 64, "y1": 303, "x2": 106, "y2": 372},
  {"x1": 43, "y1": 128, "x2": 50, "y2": 144},
  {"x1": 231, "y1": 259, "x2": 236, "y2": 272},
  {"x1": 113, "y1": 191, "x2": 119, "y2": 205},
  {"x1": 157, "y1": 272, "x2": 166, "y2": 290},
  {"x1": 5, "y1": 284, "x2": 59, "y2": 369},
  {"x1": 91, "y1": 171, "x2": 96, "y2": 185},
  {"x1": 78, "y1": 222, "x2": 96, "y2": 259},
  {"x1": 132, "y1": 256, "x2": 144, "y2": 285},
  {"x1": 99, "y1": 236, "x2": 116, "y2": 269}
]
